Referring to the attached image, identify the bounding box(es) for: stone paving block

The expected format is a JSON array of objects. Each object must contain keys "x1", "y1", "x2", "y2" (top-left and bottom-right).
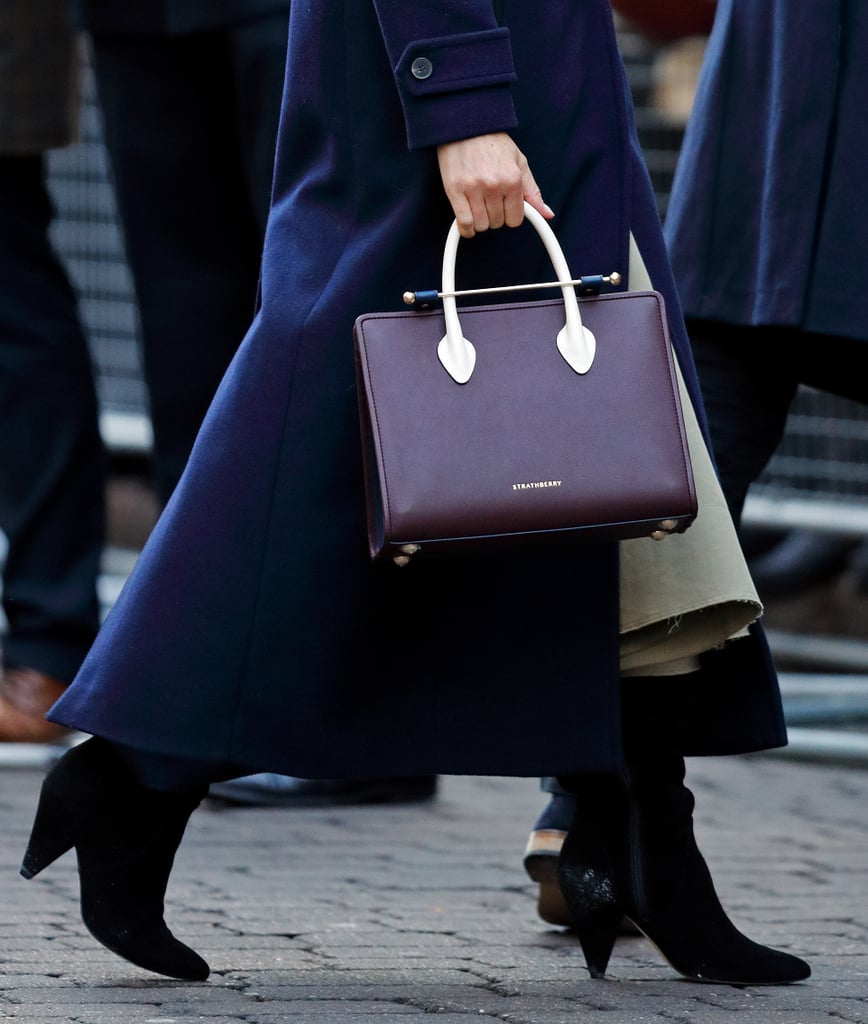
[
  {"x1": 2, "y1": 984, "x2": 188, "y2": 1007},
  {"x1": 241, "y1": 1014, "x2": 434, "y2": 1024},
  {"x1": 656, "y1": 1011, "x2": 854, "y2": 1024},
  {"x1": 241, "y1": 1015, "x2": 536, "y2": 1024},
  {"x1": 1, "y1": 761, "x2": 867, "y2": 1023}
]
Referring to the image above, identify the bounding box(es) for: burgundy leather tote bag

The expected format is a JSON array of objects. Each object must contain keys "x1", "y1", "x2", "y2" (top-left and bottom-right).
[{"x1": 354, "y1": 203, "x2": 697, "y2": 566}]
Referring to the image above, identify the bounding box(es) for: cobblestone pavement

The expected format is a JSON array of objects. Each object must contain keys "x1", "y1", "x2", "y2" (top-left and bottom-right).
[{"x1": 0, "y1": 753, "x2": 866, "y2": 1023}]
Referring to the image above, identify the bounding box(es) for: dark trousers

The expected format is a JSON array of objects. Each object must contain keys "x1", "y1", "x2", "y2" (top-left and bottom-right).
[
  {"x1": 0, "y1": 155, "x2": 105, "y2": 683},
  {"x1": 89, "y1": 11, "x2": 288, "y2": 503},
  {"x1": 688, "y1": 319, "x2": 868, "y2": 526}
]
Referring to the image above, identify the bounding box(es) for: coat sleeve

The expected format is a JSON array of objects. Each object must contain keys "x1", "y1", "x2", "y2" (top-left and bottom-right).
[{"x1": 371, "y1": 0, "x2": 518, "y2": 150}]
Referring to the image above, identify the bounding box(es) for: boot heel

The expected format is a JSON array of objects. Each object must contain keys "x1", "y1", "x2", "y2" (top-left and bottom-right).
[
  {"x1": 574, "y1": 906, "x2": 621, "y2": 979},
  {"x1": 20, "y1": 783, "x2": 75, "y2": 879},
  {"x1": 558, "y1": 826, "x2": 623, "y2": 980}
]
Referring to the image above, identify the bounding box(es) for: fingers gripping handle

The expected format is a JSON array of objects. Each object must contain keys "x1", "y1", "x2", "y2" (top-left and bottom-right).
[{"x1": 437, "y1": 201, "x2": 596, "y2": 384}]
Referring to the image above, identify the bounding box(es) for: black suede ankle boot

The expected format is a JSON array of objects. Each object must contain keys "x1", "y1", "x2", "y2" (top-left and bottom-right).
[
  {"x1": 21, "y1": 737, "x2": 210, "y2": 981},
  {"x1": 557, "y1": 755, "x2": 811, "y2": 985}
]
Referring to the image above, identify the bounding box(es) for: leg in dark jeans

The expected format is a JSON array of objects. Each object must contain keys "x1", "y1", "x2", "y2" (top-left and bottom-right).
[
  {"x1": 692, "y1": 319, "x2": 868, "y2": 588},
  {"x1": 0, "y1": 155, "x2": 104, "y2": 738},
  {"x1": 687, "y1": 319, "x2": 800, "y2": 526},
  {"x1": 690, "y1": 318, "x2": 868, "y2": 523}
]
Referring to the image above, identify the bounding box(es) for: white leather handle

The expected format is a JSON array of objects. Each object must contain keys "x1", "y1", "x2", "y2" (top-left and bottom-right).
[{"x1": 438, "y1": 201, "x2": 596, "y2": 384}]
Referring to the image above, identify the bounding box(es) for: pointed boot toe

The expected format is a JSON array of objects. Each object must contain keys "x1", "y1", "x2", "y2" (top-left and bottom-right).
[{"x1": 81, "y1": 909, "x2": 210, "y2": 981}]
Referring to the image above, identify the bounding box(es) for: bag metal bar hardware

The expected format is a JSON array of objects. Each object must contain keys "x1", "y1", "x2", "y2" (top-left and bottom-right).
[{"x1": 403, "y1": 272, "x2": 622, "y2": 309}]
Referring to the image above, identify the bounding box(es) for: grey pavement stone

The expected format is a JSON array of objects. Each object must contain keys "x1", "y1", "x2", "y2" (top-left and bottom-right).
[{"x1": 0, "y1": 757, "x2": 866, "y2": 1023}]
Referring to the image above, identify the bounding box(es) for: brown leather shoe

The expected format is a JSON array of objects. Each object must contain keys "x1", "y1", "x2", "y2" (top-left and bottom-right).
[{"x1": 0, "y1": 667, "x2": 70, "y2": 743}]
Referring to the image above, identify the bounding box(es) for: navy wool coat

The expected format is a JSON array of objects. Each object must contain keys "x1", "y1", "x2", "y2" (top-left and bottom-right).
[
  {"x1": 53, "y1": 0, "x2": 786, "y2": 778},
  {"x1": 666, "y1": 0, "x2": 868, "y2": 340}
]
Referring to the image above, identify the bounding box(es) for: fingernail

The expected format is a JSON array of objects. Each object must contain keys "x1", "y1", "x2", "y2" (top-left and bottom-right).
[{"x1": 542, "y1": 203, "x2": 555, "y2": 217}]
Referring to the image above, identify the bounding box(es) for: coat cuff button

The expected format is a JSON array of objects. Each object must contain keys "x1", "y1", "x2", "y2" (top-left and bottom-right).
[{"x1": 410, "y1": 56, "x2": 434, "y2": 80}]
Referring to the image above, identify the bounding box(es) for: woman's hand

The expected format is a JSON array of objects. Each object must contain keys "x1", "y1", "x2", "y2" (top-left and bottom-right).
[{"x1": 437, "y1": 132, "x2": 554, "y2": 238}]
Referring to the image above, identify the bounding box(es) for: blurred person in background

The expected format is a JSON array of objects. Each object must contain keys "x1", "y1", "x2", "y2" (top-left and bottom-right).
[
  {"x1": 0, "y1": 0, "x2": 105, "y2": 742},
  {"x1": 73, "y1": 0, "x2": 292, "y2": 508}
]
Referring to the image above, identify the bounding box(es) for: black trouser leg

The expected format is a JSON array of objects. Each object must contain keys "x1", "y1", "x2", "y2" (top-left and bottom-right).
[
  {"x1": 688, "y1": 317, "x2": 868, "y2": 526},
  {"x1": 89, "y1": 14, "x2": 287, "y2": 504},
  {"x1": 687, "y1": 319, "x2": 800, "y2": 526},
  {"x1": 0, "y1": 155, "x2": 104, "y2": 683}
]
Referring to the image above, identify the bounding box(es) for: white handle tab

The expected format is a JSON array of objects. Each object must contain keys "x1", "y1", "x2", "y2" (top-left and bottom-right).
[{"x1": 437, "y1": 201, "x2": 596, "y2": 384}]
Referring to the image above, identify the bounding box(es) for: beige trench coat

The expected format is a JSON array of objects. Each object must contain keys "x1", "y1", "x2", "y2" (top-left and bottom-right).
[{"x1": 620, "y1": 236, "x2": 761, "y2": 676}]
